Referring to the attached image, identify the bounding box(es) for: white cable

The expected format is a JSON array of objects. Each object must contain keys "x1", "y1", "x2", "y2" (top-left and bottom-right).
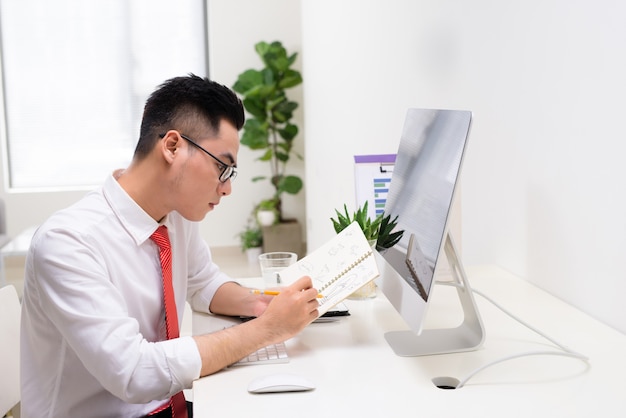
[
  {"x1": 455, "y1": 350, "x2": 588, "y2": 389},
  {"x1": 435, "y1": 280, "x2": 590, "y2": 389}
]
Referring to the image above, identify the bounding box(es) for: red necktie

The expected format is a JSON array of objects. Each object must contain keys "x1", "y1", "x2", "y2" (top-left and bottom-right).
[{"x1": 150, "y1": 226, "x2": 188, "y2": 418}]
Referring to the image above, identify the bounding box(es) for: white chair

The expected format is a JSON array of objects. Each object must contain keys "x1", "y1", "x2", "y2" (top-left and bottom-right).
[{"x1": 0, "y1": 285, "x2": 21, "y2": 417}]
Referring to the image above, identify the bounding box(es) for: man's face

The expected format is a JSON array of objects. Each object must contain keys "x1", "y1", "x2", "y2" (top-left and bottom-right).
[{"x1": 173, "y1": 120, "x2": 240, "y2": 221}]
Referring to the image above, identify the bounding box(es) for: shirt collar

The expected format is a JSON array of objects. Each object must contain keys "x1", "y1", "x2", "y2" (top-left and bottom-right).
[{"x1": 102, "y1": 172, "x2": 166, "y2": 246}]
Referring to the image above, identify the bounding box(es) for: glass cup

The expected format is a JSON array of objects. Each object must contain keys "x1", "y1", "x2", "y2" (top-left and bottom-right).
[{"x1": 258, "y1": 252, "x2": 297, "y2": 288}]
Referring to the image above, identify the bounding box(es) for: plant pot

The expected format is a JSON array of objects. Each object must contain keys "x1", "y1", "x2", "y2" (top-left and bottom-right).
[
  {"x1": 257, "y1": 210, "x2": 276, "y2": 227},
  {"x1": 261, "y1": 220, "x2": 304, "y2": 259},
  {"x1": 245, "y1": 246, "x2": 263, "y2": 264}
]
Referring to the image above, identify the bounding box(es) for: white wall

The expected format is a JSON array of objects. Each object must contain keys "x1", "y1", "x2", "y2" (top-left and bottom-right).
[{"x1": 301, "y1": 0, "x2": 626, "y2": 335}]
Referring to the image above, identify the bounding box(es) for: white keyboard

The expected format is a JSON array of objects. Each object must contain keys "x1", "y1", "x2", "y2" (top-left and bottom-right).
[{"x1": 231, "y1": 341, "x2": 289, "y2": 366}]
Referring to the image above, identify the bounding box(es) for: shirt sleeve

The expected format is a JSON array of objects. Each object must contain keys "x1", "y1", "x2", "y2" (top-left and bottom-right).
[
  {"x1": 29, "y1": 226, "x2": 201, "y2": 403},
  {"x1": 183, "y1": 222, "x2": 235, "y2": 314}
]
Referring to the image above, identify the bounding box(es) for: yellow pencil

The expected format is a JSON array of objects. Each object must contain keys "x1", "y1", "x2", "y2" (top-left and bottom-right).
[{"x1": 250, "y1": 289, "x2": 324, "y2": 298}]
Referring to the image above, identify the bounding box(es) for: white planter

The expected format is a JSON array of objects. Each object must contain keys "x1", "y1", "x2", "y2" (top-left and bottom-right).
[
  {"x1": 257, "y1": 210, "x2": 276, "y2": 227},
  {"x1": 245, "y1": 247, "x2": 263, "y2": 264}
]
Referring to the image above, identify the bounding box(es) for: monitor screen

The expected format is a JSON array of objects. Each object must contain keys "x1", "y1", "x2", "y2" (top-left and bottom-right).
[{"x1": 377, "y1": 108, "x2": 484, "y2": 356}]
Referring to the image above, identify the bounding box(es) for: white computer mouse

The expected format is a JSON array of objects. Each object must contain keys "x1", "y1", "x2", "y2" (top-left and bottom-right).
[{"x1": 247, "y1": 373, "x2": 316, "y2": 394}]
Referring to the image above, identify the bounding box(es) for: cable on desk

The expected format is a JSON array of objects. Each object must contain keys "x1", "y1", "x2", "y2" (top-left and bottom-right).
[{"x1": 436, "y1": 280, "x2": 590, "y2": 389}]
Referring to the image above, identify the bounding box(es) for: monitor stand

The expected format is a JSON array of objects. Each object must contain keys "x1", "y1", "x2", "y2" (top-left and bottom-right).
[{"x1": 385, "y1": 233, "x2": 485, "y2": 356}]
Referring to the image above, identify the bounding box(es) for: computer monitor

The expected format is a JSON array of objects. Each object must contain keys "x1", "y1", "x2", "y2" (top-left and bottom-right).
[{"x1": 377, "y1": 108, "x2": 485, "y2": 357}]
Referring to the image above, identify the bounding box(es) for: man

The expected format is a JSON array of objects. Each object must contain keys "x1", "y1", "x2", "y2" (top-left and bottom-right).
[{"x1": 20, "y1": 74, "x2": 319, "y2": 417}]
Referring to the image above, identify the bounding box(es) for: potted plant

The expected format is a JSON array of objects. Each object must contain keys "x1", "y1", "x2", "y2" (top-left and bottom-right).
[
  {"x1": 330, "y1": 201, "x2": 404, "y2": 299},
  {"x1": 330, "y1": 201, "x2": 404, "y2": 252},
  {"x1": 232, "y1": 40, "x2": 303, "y2": 221},
  {"x1": 255, "y1": 198, "x2": 279, "y2": 227},
  {"x1": 238, "y1": 223, "x2": 263, "y2": 263}
]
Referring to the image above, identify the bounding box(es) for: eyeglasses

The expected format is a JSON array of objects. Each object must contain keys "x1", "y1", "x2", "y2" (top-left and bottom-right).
[{"x1": 160, "y1": 133, "x2": 237, "y2": 183}]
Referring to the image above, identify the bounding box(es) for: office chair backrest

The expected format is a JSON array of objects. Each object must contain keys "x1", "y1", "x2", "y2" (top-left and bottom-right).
[{"x1": 0, "y1": 285, "x2": 21, "y2": 416}]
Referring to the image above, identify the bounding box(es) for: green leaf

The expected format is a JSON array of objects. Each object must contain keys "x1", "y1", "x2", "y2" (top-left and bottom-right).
[
  {"x1": 242, "y1": 97, "x2": 267, "y2": 121},
  {"x1": 278, "y1": 69, "x2": 303, "y2": 89},
  {"x1": 272, "y1": 101, "x2": 298, "y2": 124},
  {"x1": 258, "y1": 148, "x2": 273, "y2": 161},
  {"x1": 330, "y1": 204, "x2": 352, "y2": 233},
  {"x1": 278, "y1": 175, "x2": 303, "y2": 195},
  {"x1": 329, "y1": 202, "x2": 389, "y2": 241},
  {"x1": 254, "y1": 41, "x2": 271, "y2": 57},
  {"x1": 275, "y1": 151, "x2": 289, "y2": 162},
  {"x1": 261, "y1": 67, "x2": 276, "y2": 87},
  {"x1": 268, "y1": 43, "x2": 290, "y2": 71},
  {"x1": 376, "y1": 213, "x2": 404, "y2": 250},
  {"x1": 267, "y1": 95, "x2": 286, "y2": 112},
  {"x1": 278, "y1": 123, "x2": 298, "y2": 141},
  {"x1": 239, "y1": 120, "x2": 268, "y2": 149},
  {"x1": 277, "y1": 142, "x2": 292, "y2": 153},
  {"x1": 331, "y1": 218, "x2": 342, "y2": 234},
  {"x1": 275, "y1": 100, "x2": 298, "y2": 114},
  {"x1": 232, "y1": 69, "x2": 264, "y2": 94},
  {"x1": 287, "y1": 52, "x2": 298, "y2": 66}
]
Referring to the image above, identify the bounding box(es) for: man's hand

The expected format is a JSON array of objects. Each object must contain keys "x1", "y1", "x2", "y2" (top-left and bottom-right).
[
  {"x1": 257, "y1": 276, "x2": 320, "y2": 337},
  {"x1": 195, "y1": 276, "x2": 319, "y2": 377}
]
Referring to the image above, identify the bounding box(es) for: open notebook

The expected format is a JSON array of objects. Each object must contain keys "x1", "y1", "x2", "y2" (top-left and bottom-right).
[{"x1": 277, "y1": 221, "x2": 380, "y2": 316}]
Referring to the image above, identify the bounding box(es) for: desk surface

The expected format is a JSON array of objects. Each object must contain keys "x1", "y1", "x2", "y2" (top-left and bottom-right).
[{"x1": 192, "y1": 266, "x2": 626, "y2": 418}]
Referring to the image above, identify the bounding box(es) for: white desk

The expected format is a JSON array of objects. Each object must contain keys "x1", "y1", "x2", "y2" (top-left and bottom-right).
[{"x1": 192, "y1": 266, "x2": 626, "y2": 418}]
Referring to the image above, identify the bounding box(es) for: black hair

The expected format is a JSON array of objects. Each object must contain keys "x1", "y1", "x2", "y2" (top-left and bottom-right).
[{"x1": 133, "y1": 74, "x2": 244, "y2": 158}]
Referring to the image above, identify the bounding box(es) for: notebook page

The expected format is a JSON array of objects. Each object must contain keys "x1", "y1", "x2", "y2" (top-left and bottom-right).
[{"x1": 277, "y1": 221, "x2": 379, "y2": 315}]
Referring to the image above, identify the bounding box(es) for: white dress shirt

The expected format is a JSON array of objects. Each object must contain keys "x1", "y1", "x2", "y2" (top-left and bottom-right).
[{"x1": 20, "y1": 173, "x2": 233, "y2": 418}]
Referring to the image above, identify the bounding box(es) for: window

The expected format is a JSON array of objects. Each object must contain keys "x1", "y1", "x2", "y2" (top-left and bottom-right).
[{"x1": 0, "y1": 0, "x2": 207, "y2": 190}]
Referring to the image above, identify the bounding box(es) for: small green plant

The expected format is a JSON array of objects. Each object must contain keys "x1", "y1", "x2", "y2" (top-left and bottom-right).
[
  {"x1": 330, "y1": 201, "x2": 404, "y2": 251},
  {"x1": 376, "y1": 213, "x2": 403, "y2": 250},
  {"x1": 256, "y1": 198, "x2": 279, "y2": 212},
  {"x1": 238, "y1": 224, "x2": 263, "y2": 251},
  {"x1": 331, "y1": 201, "x2": 381, "y2": 241},
  {"x1": 254, "y1": 198, "x2": 280, "y2": 226}
]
